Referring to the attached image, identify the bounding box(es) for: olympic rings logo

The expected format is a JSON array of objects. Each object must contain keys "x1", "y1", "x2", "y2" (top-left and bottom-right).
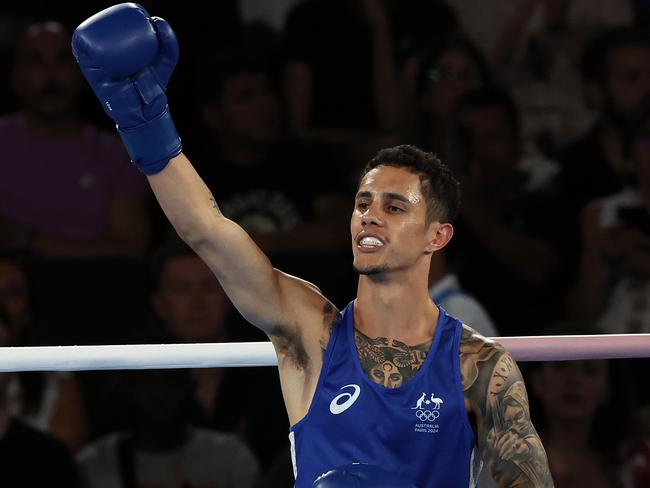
[{"x1": 415, "y1": 409, "x2": 439, "y2": 422}]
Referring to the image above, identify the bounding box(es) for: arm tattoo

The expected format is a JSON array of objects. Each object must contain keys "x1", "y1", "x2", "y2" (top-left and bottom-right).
[
  {"x1": 208, "y1": 194, "x2": 219, "y2": 210},
  {"x1": 354, "y1": 329, "x2": 429, "y2": 388},
  {"x1": 207, "y1": 190, "x2": 222, "y2": 214},
  {"x1": 460, "y1": 327, "x2": 553, "y2": 487}
]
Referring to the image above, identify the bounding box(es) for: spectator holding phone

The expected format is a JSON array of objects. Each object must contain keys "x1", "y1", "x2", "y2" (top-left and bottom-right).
[{"x1": 568, "y1": 117, "x2": 650, "y2": 332}]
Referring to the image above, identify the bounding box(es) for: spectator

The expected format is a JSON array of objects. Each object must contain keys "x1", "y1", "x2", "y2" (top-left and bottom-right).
[
  {"x1": 556, "y1": 27, "x2": 650, "y2": 283},
  {"x1": 283, "y1": 0, "x2": 404, "y2": 153},
  {"x1": 402, "y1": 36, "x2": 492, "y2": 151},
  {"x1": 623, "y1": 403, "x2": 650, "y2": 487},
  {"x1": 428, "y1": 250, "x2": 497, "y2": 338},
  {"x1": 0, "y1": 21, "x2": 151, "y2": 346},
  {"x1": 453, "y1": 0, "x2": 632, "y2": 67},
  {"x1": 0, "y1": 20, "x2": 150, "y2": 258},
  {"x1": 0, "y1": 253, "x2": 89, "y2": 452},
  {"x1": 149, "y1": 240, "x2": 288, "y2": 470},
  {"x1": 77, "y1": 367, "x2": 260, "y2": 488},
  {"x1": 195, "y1": 44, "x2": 354, "y2": 304},
  {"x1": 448, "y1": 87, "x2": 564, "y2": 334},
  {"x1": 0, "y1": 308, "x2": 80, "y2": 487},
  {"x1": 568, "y1": 116, "x2": 650, "y2": 332},
  {"x1": 491, "y1": 0, "x2": 601, "y2": 155},
  {"x1": 526, "y1": 325, "x2": 636, "y2": 487}
]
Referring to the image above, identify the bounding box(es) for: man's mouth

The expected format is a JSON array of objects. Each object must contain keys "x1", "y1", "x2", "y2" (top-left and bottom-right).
[{"x1": 356, "y1": 233, "x2": 386, "y2": 251}]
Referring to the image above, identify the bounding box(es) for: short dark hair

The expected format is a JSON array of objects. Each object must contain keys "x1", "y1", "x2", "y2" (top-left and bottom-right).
[
  {"x1": 149, "y1": 238, "x2": 198, "y2": 293},
  {"x1": 196, "y1": 44, "x2": 274, "y2": 107},
  {"x1": 580, "y1": 27, "x2": 650, "y2": 84},
  {"x1": 360, "y1": 145, "x2": 460, "y2": 224}
]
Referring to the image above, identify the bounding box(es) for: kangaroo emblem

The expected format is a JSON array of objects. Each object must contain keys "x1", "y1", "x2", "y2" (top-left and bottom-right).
[{"x1": 412, "y1": 392, "x2": 427, "y2": 409}]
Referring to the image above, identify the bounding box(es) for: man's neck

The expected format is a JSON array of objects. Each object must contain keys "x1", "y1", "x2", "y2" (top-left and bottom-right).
[
  {"x1": 427, "y1": 251, "x2": 447, "y2": 288},
  {"x1": 355, "y1": 270, "x2": 438, "y2": 342}
]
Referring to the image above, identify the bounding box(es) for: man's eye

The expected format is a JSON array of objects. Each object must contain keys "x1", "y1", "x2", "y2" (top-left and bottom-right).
[
  {"x1": 358, "y1": 202, "x2": 369, "y2": 210},
  {"x1": 388, "y1": 206, "x2": 403, "y2": 213}
]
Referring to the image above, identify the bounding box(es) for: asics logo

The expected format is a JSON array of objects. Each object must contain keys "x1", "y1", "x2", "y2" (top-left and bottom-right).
[{"x1": 329, "y1": 384, "x2": 361, "y2": 414}]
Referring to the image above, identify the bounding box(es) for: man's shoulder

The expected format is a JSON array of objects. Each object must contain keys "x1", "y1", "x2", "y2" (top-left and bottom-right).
[
  {"x1": 458, "y1": 325, "x2": 508, "y2": 392},
  {"x1": 459, "y1": 324, "x2": 503, "y2": 357}
]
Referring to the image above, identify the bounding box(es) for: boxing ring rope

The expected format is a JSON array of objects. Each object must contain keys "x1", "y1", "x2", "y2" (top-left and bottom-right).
[{"x1": 0, "y1": 334, "x2": 649, "y2": 372}]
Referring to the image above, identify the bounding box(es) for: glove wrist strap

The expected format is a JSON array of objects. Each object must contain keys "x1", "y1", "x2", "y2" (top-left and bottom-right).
[{"x1": 117, "y1": 107, "x2": 182, "y2": 175}]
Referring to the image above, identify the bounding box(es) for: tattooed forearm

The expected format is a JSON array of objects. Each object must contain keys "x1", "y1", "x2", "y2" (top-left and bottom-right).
[
  {"x1": 354, "y1": 329, "x2": 430, "y2": 388},
  {"x1": 461, "y1": 328, "x2": 553, "y2": 487}
]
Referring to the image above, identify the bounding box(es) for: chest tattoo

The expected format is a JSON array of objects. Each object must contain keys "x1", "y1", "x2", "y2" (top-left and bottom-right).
[{"x1": 354, "y1": 329, "x2": 431, "y2": 388}]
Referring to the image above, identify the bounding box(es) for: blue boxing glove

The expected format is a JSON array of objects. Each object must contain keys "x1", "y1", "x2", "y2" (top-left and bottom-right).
[
  {"x1": 72, "y1": 3, "x2": 181, "y2": 174},
  {"x1": 313, "y1": 463, "x2": 418, "y2": 488}
]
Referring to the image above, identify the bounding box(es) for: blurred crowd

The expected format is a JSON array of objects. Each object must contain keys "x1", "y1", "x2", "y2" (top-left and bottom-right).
[{"x1": 0, "y1": 0, "x2": 649, "y2": 487}]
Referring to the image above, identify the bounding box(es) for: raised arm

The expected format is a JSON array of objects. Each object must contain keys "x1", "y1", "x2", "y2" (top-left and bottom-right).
[
  {"x1": 71, "y1": 4, "x2": 330, "y2": 335},
  {"x1": 147, "y1": 153, "x2": 327, "y2": 330},
  {"x1": 460, "y1": 327, "x2": 554, "y2": 487}
]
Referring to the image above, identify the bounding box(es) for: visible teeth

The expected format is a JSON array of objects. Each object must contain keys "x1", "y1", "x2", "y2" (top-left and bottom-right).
[{"x1": 360, "y1": 237, "x2": 383, "y2": 247}]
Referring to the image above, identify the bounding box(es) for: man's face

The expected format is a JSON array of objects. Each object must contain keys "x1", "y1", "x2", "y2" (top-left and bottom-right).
[
  {"x1": 532, "y1": 360, "x2": 610, "y2": 421},
  {"x1": 459, "y1": 105, "x2": 520, "y2": 186},
  {"x1": 13, "y1": 24, "x2": 82, "y2": 118},
  {"x1": 210, "y1": 72, "x2": 280, "y2": 146},
  {"x1": 351, "y1": 165, "x2": 435, "y2": 276},
  {"x1": 126, "y1": 369, "x2": 190, "y2": 428},
  {"x1": 603, "y1": 45, "x2": 650, "y2": 127},
  {"x1": 427, "y1": 47, "x2": 483, "y2": 120},
  {"x1": 152, "y1": 255, "x2": 230, "y2": 342}
]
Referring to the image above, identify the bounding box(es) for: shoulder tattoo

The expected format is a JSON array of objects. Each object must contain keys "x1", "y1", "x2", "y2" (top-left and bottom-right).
[{"x1": 460, "y1": 326, "x2": 554, "y2": 487}]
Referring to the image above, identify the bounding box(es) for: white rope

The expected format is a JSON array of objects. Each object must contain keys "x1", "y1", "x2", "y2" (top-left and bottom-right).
[{"x1": 0, "y1": 334, "x2": 648, "y2": 372}]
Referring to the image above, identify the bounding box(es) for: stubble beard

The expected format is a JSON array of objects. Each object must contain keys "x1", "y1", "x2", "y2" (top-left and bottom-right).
[{"x1": 353, "y1": 263, "x2": 391, "y2": 276}]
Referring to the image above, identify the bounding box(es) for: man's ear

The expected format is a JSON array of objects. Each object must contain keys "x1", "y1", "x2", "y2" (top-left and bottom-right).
[{"x1": 425, "y1": 222, "x2": 454, "y2": 253}]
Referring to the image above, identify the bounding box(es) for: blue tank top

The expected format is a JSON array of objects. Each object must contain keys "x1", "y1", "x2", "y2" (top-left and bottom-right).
[{"x1": 289, "y1": 301, "x2": 481, "y2": 488}]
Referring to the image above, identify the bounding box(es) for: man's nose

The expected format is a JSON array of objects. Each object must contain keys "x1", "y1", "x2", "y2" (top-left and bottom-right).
[{"x1": 361, "y1": 205, "x2": 384, "y2": 227}]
